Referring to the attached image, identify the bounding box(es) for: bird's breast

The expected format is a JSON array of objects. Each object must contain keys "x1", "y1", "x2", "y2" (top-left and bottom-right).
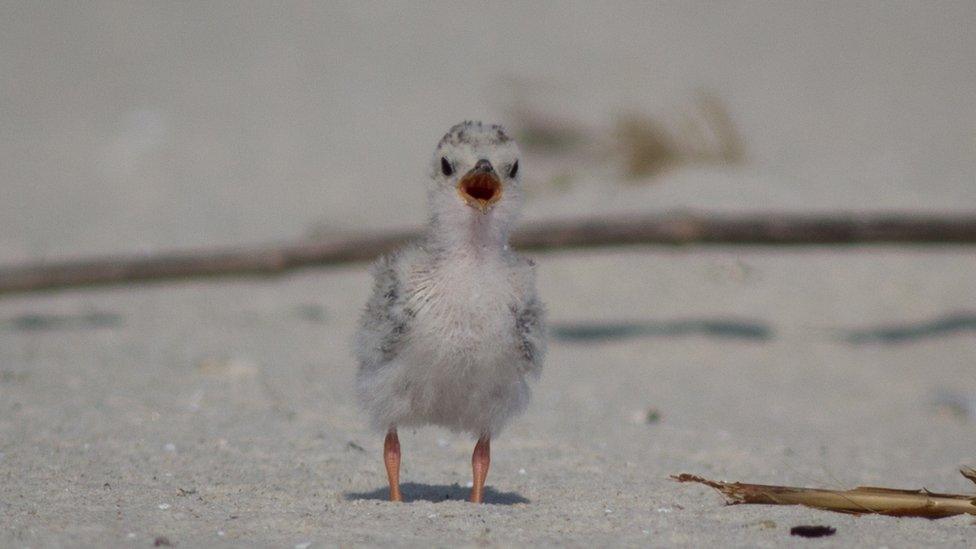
[{"x1": 402, "y1": 259, "x2": 520, "y2": 365}]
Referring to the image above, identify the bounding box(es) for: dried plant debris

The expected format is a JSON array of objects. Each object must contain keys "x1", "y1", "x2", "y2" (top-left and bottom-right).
[
  {"x1": 501, "y1": 82, "x2": 743, "y2": 183},
  {"x1": 613, "y1": 112, "x2": 677, "y2": 179},
  {"x1": 613, "y1": 91, "x2": 744, "y2": 179},
  {"x1": 674, "y1": 468, "x2": 976, "y2": 519},
  {"x1": 790, "y1": 525, "x2": 836, "y2": 538},
  {"x1": 4, "y1": 214, "x2": 975, "y2": 294}
]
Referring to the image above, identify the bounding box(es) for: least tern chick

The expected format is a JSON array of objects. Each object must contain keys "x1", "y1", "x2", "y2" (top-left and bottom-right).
[{"x1": 354, "y1": 121, "x2": 546, "y2": 503}]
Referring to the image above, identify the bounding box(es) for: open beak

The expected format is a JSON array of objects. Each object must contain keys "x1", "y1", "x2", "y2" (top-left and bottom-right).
[{"x1": 457, "y1": 159, "x2": 502, "y2": 214}]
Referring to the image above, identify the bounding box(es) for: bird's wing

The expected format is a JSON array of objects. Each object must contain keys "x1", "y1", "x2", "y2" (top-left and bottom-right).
[
  {"x1": 354, "y1": 251, "x2": 414, "y2": 374},
  {"x1": 513, "y1": 294, "x2": 546, "y2": 378},
  {"x1": 509, "y1": 254, "x2": 546, "y2": 377}
]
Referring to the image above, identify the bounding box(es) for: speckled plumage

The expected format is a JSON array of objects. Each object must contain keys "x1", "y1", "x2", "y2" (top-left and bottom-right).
[{"x1": 354, "y1": 121, "x2": 545, "y2": 439}]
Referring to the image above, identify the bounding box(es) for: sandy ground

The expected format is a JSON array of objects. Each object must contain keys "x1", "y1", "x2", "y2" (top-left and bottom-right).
[
  {"x1": 2, "y1": 2, "x2": 976, "y2": 547},
  {"x1": 3, "y1": 249, "x2": 976, "y2": 547}
]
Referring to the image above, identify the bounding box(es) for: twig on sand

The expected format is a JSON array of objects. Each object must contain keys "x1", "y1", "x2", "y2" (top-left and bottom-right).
[
  {"x1": 673, "y1": 468, "x2": 976, "y2": 519},
  {"x1": 2, "y1": 212, "x2": 976, "y2": 294}
]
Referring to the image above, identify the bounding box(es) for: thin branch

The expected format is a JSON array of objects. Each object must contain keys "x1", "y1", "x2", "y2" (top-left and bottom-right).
[
  {"x1": 2, "y1": 212, "x2": 976, "y2": 294},
  {"x1": 674, "y1": 468, "x2": 976, "y2": 520}
]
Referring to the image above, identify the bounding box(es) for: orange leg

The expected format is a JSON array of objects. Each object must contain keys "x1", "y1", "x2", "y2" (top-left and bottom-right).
[
  {"x1": 384, "y1": 429, "x2": 402, "y2": 502},
  {"x1": 469, "y1": 436, "x2": 490, "y2": 503}
]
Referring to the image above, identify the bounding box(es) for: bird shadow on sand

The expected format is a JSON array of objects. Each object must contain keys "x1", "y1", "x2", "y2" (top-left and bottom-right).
[
  {"x1": 550, "y1": 318, "x2": 772, "y2": 343},
  {"x1": 345, "y1": 483, "x2": 529, "y2": 505},
  {"x1": 841, "y1": 312, "x2": 976, "y2": 344}
]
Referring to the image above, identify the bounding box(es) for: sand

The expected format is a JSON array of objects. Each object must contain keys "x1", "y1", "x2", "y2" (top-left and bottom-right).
[
  {"x1": 2, "y1": 2, "x2": 975, "y2": 547},
  {"x1": 3, "y1": 249, "x2": 976, "y2": 547}
]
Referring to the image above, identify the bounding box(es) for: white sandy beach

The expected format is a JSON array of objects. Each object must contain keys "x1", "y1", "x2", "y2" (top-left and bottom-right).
[{"x1": 1, "y1": 2, "x2": 975, "y2": 547}]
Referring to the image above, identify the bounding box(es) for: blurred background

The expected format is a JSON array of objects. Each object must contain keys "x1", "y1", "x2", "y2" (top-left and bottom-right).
[
  {"x1": 2, "y1": 1, "x2": 973, "y2": 260},
  {"x1": 2, "y1": 2, "x2": 976, "y2": 546}
]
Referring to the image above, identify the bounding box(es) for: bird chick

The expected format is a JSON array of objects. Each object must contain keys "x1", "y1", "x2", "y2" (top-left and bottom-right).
[{"x1": 354, "y1": 121, "x2": 546, "y2": 503}]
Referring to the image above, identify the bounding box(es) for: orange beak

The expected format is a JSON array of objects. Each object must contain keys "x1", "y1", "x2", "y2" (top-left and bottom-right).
[{"x1": 457, "y1": 161, "x2": 502, "y2": 213}]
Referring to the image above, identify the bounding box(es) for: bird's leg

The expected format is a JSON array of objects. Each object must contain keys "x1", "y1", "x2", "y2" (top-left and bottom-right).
[
  {"x1": 469, "y1": 435, "x2": 490, "y2": 503},
  {"x1": 384, "y1": 428, "x2": 402, "y2": 502}
]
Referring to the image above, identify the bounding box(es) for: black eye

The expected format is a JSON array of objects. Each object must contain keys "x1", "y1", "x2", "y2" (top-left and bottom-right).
[
  {"x1": 440, "y1": 157, "x2": 453, "y2": 177},
  {"x1": 509, "y1": 160, "x2": 519, "y2": 178}
]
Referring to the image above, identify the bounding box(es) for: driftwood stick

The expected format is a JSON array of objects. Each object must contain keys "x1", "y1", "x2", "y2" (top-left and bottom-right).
[
  {"x1": 2, "y1": 212, "x2": 976, "y2": 294},
  {"x1": 674, "y1": 468, "x2": 976, "y2": 519}
]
